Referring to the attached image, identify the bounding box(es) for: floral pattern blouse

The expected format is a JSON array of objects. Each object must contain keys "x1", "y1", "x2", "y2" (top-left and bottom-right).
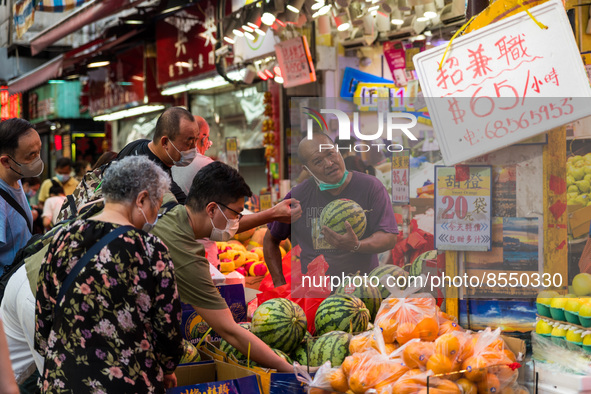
[{"x1": 34, "y1": 219, "x2": 184, "y2": 394}]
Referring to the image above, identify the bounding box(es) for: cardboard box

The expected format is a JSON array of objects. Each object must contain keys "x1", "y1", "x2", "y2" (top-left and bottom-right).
[
  {"x1": 568, "y1": 204, "x2": 591, "y2": 238},
  {"x1": 179, "y1": 349, "x2": 214, "y2": 367},
  {"x1": 170, "y1": 360, "x2": 262, "y2": 394},
  {"x1": 226, "y1": 359, "x2": 309, "y2": 394},
  {"x1": 182, "y1": 284, "x2": 247, "y2": 345}
]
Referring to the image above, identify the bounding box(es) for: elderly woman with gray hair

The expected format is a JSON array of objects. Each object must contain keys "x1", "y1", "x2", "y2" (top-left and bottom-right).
[{"x1": 34, "y1": 156, "x2": 184, "y2": 393}]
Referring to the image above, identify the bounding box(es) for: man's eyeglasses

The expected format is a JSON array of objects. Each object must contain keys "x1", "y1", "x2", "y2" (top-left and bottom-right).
[{"x1": 216, "y1": 202, "x2": 243, "y2": 220}]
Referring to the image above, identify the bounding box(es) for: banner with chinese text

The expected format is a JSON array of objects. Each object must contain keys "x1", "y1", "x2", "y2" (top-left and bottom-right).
[
  {"x1": 391, "y1": 150, "x2": 410, "y2": 204},
  {"x1": 435, "y1": 166, "x2": 492, "y2": 251}
]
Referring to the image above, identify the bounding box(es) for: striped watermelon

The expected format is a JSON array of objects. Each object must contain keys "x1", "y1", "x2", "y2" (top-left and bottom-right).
[
  {"x1": 335, "y1": 275, "x2": 383, "y2": 321},
  {"x1": 220, "y1": 338, "x2": 247, "y2": 361},
  {"x1": 319, "y1": 199, "x2": 367, "y2": 238},
  {"x1": 291, "y1": 332, "x2": 315, "y2": 365},
  {"x1": 409, "y1": 250, "x2": 438, "y2": 277},
  {"x1": 309, "y1": 331, "x2": 351, "y2": 367},
  {"x1": 368, "y1": 264, "x2": 408, "y2": 299},
  {"x1": 251, "y1": 298, "x2": 307, "y2": 354},
  {"x1": 272, "y1": 348, "x2": 293, "y2": 364},
  {"x1": 314, "y1": 294, "x2": 370, "y2": 335}
]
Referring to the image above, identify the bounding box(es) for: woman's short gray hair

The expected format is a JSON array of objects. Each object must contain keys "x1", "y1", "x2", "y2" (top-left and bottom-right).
[{"x1": 102, "y1": 156, "x2": 171, "y2": 205}]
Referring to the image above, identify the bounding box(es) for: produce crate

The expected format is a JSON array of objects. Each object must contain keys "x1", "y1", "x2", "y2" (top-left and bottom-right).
[
  {"x1": 568, "y1": 204, "x2": 591, "y2": 238},
  {"x1": 181, "y1": 284, "x2": 247, "y2": 345},
  {"x1": 169, "y1": 360, "x2": 262, "y2": 394}
]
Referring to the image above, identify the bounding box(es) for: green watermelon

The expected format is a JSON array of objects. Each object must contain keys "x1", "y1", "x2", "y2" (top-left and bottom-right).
[
  {"x1": 272, "y1": 348, "x2": 293, "y2": 364},
  {"x1": 190, "y1": 318, "x2": 212, "y2": 340},
  {"x1": 291, "y1": 334, "x2": 315, "y2": 365},
  {"x1": 409, "y1": 250, "x2": 438, "y2": 277},
  {"x1": 335, "y1": 275, "x2": 383, "y2": 320},
  {"x1": 368, "y1": 264, "x2": 408, "y2": 298},
  {"x1": 180, "y1": 340, "x2": 201, "y2": 364},
  {"x1": 309, "y1": 331, "x2": 351, "y2": 367},
  {"x1": 319, "y1": 199, "x2": 367, "y2": 238},
  {"x1": 314, "y1": 294, "x2": 370, "y2": 335},
  {"x1": 251, "y1": 298, "x2": 307, "y2": 353},
  {"x1": 220, "y1": 338, "x2": 247, "y2": 361}
]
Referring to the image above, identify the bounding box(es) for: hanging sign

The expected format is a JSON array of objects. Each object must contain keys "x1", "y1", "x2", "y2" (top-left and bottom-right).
[
  {"x1": 391, "y1": 150, "x2": 410, "y2": 204},
  {"x1": 275, "y1": 36, "x2": 316, "y2": 88},
  {"x1": 414, "y1": 0, "x2": 591, "y2": 165},
  {"x1": 225, "y1": 137, "x2": 238, "y2": 170},
  {"x1": 383, "y1": 41, "x2": 407, "y2": 86},
  {"x1": 260, "y1": 192, "x2": 272, "y2": 211},
  {"x1": 435, "y1": 166, "x2": 492, "y2": 251}
]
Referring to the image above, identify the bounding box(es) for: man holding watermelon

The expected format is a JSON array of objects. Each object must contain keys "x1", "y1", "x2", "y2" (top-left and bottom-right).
[{"x1": 264, "y1": 133, "x2": 398, "y2": 289}]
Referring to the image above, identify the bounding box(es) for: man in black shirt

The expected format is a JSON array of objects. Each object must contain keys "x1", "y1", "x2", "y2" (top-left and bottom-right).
[{"x1": 118, "y1": 107, "x2": 198, "y2": 204}]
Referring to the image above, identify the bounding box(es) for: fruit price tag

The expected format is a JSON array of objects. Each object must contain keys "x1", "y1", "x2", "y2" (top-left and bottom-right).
[
  {"x1": 414, "y1": 0, "x2": 591, "y2": 165},
  {"x1": 225, "y1": 137, "x2": 238, "y2": 170},
  {"x1": 435, "y1": 166, "x2": 492, "y2": 251},
  {"x1": 391, "y1": 150, "x2": 410, "y2": 205},
  {"x1": 260, "y1": 192, "x2": 272, "y2": 211}
]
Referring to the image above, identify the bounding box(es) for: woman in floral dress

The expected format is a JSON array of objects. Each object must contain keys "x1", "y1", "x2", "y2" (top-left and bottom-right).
[{"x1": 34, "y1": 156, "x2": 184, "y2": 393}]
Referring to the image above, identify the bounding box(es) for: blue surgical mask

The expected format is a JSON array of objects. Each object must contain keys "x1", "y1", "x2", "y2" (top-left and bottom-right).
[
  {"x1": 304, "y1": 167, "x2": 349, "y2": 191},
  {"x1": 26, "y1": 189, "x2": 37, "y2": 198},
  {"x1": 139, "y1": 207, "x2": 158, "y2": 232},
  {"x1": 56, "y1": 173, "x2": 70, "y2": 183}
]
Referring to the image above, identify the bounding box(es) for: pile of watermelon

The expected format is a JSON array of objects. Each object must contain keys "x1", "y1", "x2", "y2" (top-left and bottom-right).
[{"x1": 214, "y1": 261, "x2": 413, "y2": 369}]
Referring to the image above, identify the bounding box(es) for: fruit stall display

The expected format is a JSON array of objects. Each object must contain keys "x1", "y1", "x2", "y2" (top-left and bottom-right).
[
  {"x1": 566, "y1": 154, "x2": 591, "y2": 209},
  {"x1": 216, "y1": 226, "x2": 291, "y2": 278},
  {"x1": 212, "y1": 283, "x2": 528, "y2": 394}
]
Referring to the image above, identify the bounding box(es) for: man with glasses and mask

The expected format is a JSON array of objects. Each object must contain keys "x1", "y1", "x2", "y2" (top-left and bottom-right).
[
  {"x1": 264, "y1": 133, "x2": 398, "y2": 288},
  {"x1": 0, "y1": 118, "x2": 43, "y2": 271},
  {"x1": 150, "y1": 161, "x2": 302, "y2": 371},
  {"x1": 118, "y1": 107, "x2": 199, "y2": 204}
]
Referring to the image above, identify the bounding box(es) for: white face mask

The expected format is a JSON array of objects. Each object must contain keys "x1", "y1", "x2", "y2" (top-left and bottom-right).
[
  {"x1": 166, "y1": 140, "x2": 197, "y2": 167},
  {"x1": 139, "y1": 206, "x2": 158, "y2": 233},
  {"x1": 209, "y1": 204, "x2": 240, "y2": 242}
]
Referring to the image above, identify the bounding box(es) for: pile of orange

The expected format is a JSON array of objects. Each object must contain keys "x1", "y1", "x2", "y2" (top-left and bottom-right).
[{"x1": 321, "y1": 296, "x2": 524, "y2": 394}]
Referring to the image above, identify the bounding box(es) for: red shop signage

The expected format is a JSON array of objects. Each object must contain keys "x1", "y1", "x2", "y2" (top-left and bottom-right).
[
  {"x1": 156, "y1": 0, "x2": 231, "y2": 87},
  {"x1": 88, "y1": 45, "x2": 145, "y2": 116},
  {"x1": 0, "y1": 87, "x2": 21, "y2": 121}
]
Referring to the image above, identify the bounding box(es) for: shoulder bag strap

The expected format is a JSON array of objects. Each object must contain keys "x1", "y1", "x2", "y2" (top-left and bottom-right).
[
  {"x1": 54, "y1": 225, "x2": 134, "y2": 317},
  {"x1": 0, "y1": 188, "x2": 32, "y2": 232}
]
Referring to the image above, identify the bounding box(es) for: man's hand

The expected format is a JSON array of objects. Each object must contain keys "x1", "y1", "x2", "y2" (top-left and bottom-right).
[
  {"x1": 321, "y1": 221, "x2": 359, "y2": 251},
  {"x1": 271, "y1": 198, "x2": 302, "y2": 223},
  {"x1": 164, "y1": 373, "x2": 177, "y2": 389}
]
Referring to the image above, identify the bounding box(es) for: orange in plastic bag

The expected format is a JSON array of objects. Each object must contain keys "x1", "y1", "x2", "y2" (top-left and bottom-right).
[
  {"x1": 402, "y1": 341, "x2": 435, "y2": 369},
  {"x1": 328, "y1": 368, "x2": 349, "y2": 392}
]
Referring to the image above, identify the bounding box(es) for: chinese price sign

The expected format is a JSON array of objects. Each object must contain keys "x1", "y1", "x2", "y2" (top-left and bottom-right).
[
  {"x1": 275, "y1": 36, "x2": 316, "y2": 88},
  {"x1": 260, "y1": 192, "x2": 273, "y2": 211},
  {"x1": 435, "y1": 166, "x2": 492, "y2": 251},
  {"x1": 414, "y1": 0, "x2": 591, "y2": 165},
  {"x1": 225, "y1": 137, "x2": 238, "y2": 170},
  {"x1": 391, "y1": 150, "x2": 410, "y2": 204}
]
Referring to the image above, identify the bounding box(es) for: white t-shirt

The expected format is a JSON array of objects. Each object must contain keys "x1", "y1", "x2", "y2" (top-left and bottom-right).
[
  {"x1": 171, "y1": 153, "x2": 214, "y2": 195},
  {"x1": 42, "y1": 196, "x2": 67, "y2": 226}
]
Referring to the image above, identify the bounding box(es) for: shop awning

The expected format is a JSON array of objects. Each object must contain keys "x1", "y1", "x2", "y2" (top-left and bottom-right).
[
  {"x1": 8, "y1": 29, "x2": 141, "y2": 94},
  {"x1": 30, "y1": 0, "x2": 145, "y2": 55},
  {"x1": 7, "y1": 55, "x2": 64, "y2": 94}
]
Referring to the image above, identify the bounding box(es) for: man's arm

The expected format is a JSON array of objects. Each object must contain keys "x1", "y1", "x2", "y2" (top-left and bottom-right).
[
  {"x1": 263, "y1": 231, "x2": 286, "y2": 287},
  {"x1": 194, "y1": 306, "x2": 293, "y2": 372},
  {"x1": 322, "y1": 222, "x2": 397, "y2": 253},
  {"x1": 237, "y1": 198, "x2": 301, "y2": 233}
]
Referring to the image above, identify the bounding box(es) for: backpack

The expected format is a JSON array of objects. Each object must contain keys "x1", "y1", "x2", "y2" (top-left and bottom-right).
[
  {"x1": 55, "y1": 163, "x2": 110, "y2": 223},
  {"x1": 0, "y1": 201, "x2": 104, "y2": 302}
]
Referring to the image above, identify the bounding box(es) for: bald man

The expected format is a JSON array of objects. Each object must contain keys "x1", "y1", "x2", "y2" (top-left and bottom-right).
[
  {"x1": 171, "y1": 116, "x2": 214, "y2": 195},
  {"x1": 264, "y1": 133, "x2": 398, "y2": 287},
  {"x1": 118, "y1": 107, "x2": 199, "y2": 204}
]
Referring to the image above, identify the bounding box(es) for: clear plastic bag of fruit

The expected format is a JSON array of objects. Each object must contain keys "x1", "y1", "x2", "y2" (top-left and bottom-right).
[
  {"x1": 385, "y1": 369, "x2": 462, "y2": 394},
  {"x1": 436, "y1": 305, "x2": 465, "y2": 336},
  {"x1": 460, "y1": 327, "x2": 520, "y2": 391},
  {"x1": 294, "y1": 361, "x2": 333, "y2": 393},
  {"x1": 374, "y1": 275, "x2": 439, "y2": 345}
]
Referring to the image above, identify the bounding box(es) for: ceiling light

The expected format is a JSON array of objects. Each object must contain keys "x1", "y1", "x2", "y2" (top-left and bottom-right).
[
  {"x1": 311, "y1": 1, "x2": 325, "y2": 10},
  {"x1": 233, "y1": 28, "x2": 244, "y2": 37},
  {"x1": 160, "y1": 0, "x2": 185, "y2": 15},
  {"x1": 287, "y1": 0, "x2": 305, "y2": 13},
  {"x1": 415, "y1": 6, "x2": 428, "y2": 21},
  {"x1": 255, "y1": 26, "x2": 267, "y2": 35},
  {"x1": 334, "y1": 11, "x2": 351, "y2": 31},
  {"x1": 124, "y1": 19, "x2": 143, "y2": 25},
  {"x1": 261, "y1": 12, "x2": 276, "y2": 25},
  {"x1": 48, "y1": 80, "x2": 65, "y2": 84},
  {"x1": 93, "y1": 105, "x2": 166, "y2": 121},
  {"x1": 424, "y1": 3, "x2": 437, "y2": 18},
  {"x1": 244, "y1": 31, "x2": 256, "y2": 40},
  {"x1": 242, "y1": 25, "x2": 254, "y2": 32},
  {"x1": 247, "y1": 22, "x2": 259, "y2": 29},
  {"x1": 274, "y1": 75, "x2": 284, "y2": 83},
  {"x1": 65, "y1": 74, "x2": 80, "y2": 80},
  {"x1": 274, "y1": 66, "x2": 282, "y2": 76},
  {"x1": 424, "y1": 30, "x2": 432, "y2": 36},
  {"x1": 161, "y1": 70, "x2": 246, "y2": 95},
  {"x1": 87, "y1": 60, "x2": 110, "y2": 68},
  {"x1": 391, "y1": 7, "x2": 404, "y2": 24},
  {"x1": 287, "y1": 5, "x2": 299, "y2": 12},
  {"x1": 312, "y1": 4, "x2": 332, "y2": 17},
  {"x1": 258, "y1": 70, "x2": 269, "y2": 80},
  {"x1": 224, "y1": 36, "x2": 236, "y2": 44}
]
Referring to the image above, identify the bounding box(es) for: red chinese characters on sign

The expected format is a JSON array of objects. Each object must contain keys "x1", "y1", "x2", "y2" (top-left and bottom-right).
[
  {"x1": 88, "y1": 46, "x2": 145, "y2": 116},
  {"x1": 156, "y1": 0, "x2": 230, "y2": 86},
  {"x1": 0, "y1": 87, "x2": 8, "y2": 120},
  {"x1": 275, "y1": 36, "x2": 317, "y2": 88}
]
